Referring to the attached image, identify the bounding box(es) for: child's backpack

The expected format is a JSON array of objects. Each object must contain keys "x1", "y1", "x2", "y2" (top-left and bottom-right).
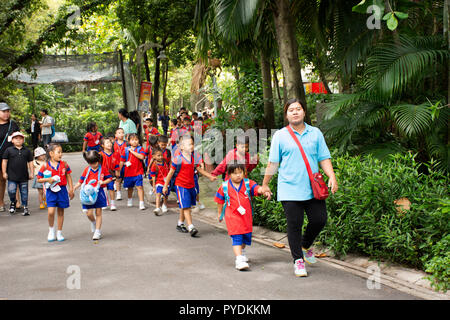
[
  {"x1": 168, "y1": 156, "x2": 182, "y2": 192},
  {"x1": 50, "y1": 117, "x2": 55, "y2": 138},
  {"x1": 220, "y1": 178, "x2": 253, "y2": 221},
  {"x1": 80, "y1": 166, "x2": 102, "y2": 205}
]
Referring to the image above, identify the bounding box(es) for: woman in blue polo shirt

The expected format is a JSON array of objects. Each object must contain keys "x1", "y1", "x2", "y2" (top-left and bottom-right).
[{"x1": 261, "y1": 98, "x2": 338, "y2": 278}]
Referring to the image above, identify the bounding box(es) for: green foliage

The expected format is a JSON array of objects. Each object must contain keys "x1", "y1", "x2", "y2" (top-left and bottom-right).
[{"x1": 423, "y1": 232, "x2": 450, "y2": 292}]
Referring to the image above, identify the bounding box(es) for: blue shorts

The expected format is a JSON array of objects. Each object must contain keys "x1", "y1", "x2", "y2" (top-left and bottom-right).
[
  {"x1": 82, "y1": 188, "x2": 107, "y2": 210},
  {"x1": 175, "y1": 185, "x2": 196, "y2": 209},
  {"x1": 87, "y1": 145, "x2": 100, "y2": 152},
  {"x1": 156, "y1": 184, "x2": 170, "y2": 196},
  {"x1": 123, "y1": 175, "x2": 143, "y2": 188},
  {"x1": 46, "y1": 185, "x2": 70, "y2": 209},
  {"x1": 106, "y1": 180, "x2": 115, "y2": 191},
  {"x1": 231, "y1": 233, "x2": 252, "y2": 246}
]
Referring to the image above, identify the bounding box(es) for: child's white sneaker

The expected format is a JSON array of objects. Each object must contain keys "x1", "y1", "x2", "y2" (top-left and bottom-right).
[
  {"x1": 153, "y1": 207, "x2": 162, "y2": 216},
  {"x1": 139, "y1": 201, "x2": 146, "y2": 210},
  {"x1": 47, "y1": 227, "x2": 56, "y2": 242},
  {"x1": 92, "y1": 229, "x2": 102, "y2": 240},
  {"x1": 235, "y1": 255, "x2": 250, "y2": 271},
  {"x1": 127, "y1": 199, "x2": 133, "y2": 207},
  {"x1": 242, "y1": 249, "x2": 249, "y2": 262},
  {"x1": 161, "y1": 204, "x2": 168, "y2": 213},
  {"x1": 148, "y1": 188, "x2": 153, "y2": 195},
  {"x1": 110, "y1": 204, "x2": 117, "y2": 211},
  {"x1": 56, "y1": 230, "x2": 65, "y2": 242},
  {"x1": 116, "y1": 191, "x2": 122, "y2": 200},
  {"x1": 198, "y1": 202, "x2": 205, "y2": 210}
]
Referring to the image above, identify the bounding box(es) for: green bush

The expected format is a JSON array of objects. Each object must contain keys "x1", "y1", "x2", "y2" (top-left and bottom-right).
[{"x1": 250, "y1": 151, "x2": 449, "y2": 292}]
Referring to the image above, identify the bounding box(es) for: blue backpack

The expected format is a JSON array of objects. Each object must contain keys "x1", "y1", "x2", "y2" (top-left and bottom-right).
[
  {"x1": 80, "y1": 166, "x2": 102, "y2": 205},
  {"x1": 220, "y1": 178, "x2": 252, "y2": 221}
]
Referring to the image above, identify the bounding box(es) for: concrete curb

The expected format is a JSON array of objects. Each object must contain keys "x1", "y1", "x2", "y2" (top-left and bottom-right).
[{"x1": 142, "y1": 178, "x2": 449, "y2": 300}]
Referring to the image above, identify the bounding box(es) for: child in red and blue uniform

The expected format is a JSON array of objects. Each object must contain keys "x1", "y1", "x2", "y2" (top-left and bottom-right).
[
  {"x1": 215, "y1": 163, "x2": 270, "y2": 270},
  {"x1": 118, "y1": 133, "x2": 146, "y2": 210},
  {"x1": 149, "y1": 148, "x2": 169, "y2": 216},
  {"x1": 37, "y1": 143, "x2": 74, "y2": 242},
  {"x1": 112, "y1": 128, "x2": 126, "y2": 200},
  {"x1": 100, "y1": 137, "x2": 118, "y2": 211},
  {"x1": 144, "y1": 118, "x2": 160, "y2": 148},
  {"x1": 74, "y1": 150, "x2": 112, "y2": 241},
  {"x1": 211, "y1": 136, "x2": 258, "y2": 180},
  {"x1": 82, "y1": 121, "x2": 103, "y2": 152},
  {"x1": 163, "y1": 134, "x2": 216, "y2": 237}
]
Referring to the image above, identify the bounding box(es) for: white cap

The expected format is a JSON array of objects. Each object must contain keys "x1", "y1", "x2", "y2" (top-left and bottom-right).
[
  {"x1": 34, "y1": 147, "x2": 46, "y2": 158},
  {"x1": 8, "y1": 131, "x2": 24, "y2": 142}
]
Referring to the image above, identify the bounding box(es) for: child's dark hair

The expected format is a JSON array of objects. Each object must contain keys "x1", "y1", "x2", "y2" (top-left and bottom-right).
[
  {"x1": 145, "y1": 118, "x2": 153, "y2": 123},
  {"x1": 115, "y1": 127, "x2": 124, "y2": 133},
  {"x1": 127, "y1": 133, "x2": 139, "y2": 141},
  {"x1": 227, "y1": 163, "x2": 246, "y2": 176},
  {"x1": 83, "y1": 150, "x2": 103, "y2": 164},
  {"x1": 148, "y1": 135, "x2": 159, "y2": 147},
  {"x1": 236, "y1": 136, "x2": 250, "y2": 145},
  {"x1": 152, "y1": 147, "x2": 163, "y2": 156},
  {"x1": 171, "y1": 119, "x2": 178, "y2": 126},
  {"x1": 100, "y1": 136, "x2": 113, "y2": 147},
  {"x1": 46, "y1": 143, "x2": 62, "y2": 161},
  {"x1": 87, "y1": 121, "x2": 97, "y2": 132},
  {"x1": 158, "y1": 135, "x2": 169, "y2": 144}
]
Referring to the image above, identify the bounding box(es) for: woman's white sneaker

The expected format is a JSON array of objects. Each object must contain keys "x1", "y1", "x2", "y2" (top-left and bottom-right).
[{"x1": 294, "y1": 259, "x2": 307, "y2": 277}]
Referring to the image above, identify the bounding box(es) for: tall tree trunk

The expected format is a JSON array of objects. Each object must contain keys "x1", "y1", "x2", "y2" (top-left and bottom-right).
[
  {"x1": 151, "y1": 48, "x2": 161, "y2": 124},
  {"x1": 444, "y1": 0, "x2": 449, "y2": 145},
  {"x1": 272, "y1": 0, "x2": 310, "y2": 123},
  {"x1": 272, "y1": 60, "x2": 282, "y2": 103},
  {"x1": 163, "y1": 61, "x2": 169, "y2": 110},
  {"x1": 143, "y1": 51, "x2": 151, "y2": 81},
  {"x1": 260, "y1": 52, "x2": 275, "y2": 129}
]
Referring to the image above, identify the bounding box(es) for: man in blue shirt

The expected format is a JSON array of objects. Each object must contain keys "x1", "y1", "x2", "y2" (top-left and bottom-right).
[{"x1": 261, "y1": 98, "x2": 338, "y2": 277}]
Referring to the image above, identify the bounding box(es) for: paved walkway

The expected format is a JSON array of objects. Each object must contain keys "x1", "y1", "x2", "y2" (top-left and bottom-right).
[{"x1": 0, "y1": 153, "x2": 420, "y2": 300}]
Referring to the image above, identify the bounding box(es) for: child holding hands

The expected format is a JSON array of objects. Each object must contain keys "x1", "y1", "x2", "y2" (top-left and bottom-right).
[
  {"x1": 215, "y1": 163, "x2": 271, "y2": 270},
  {"x1": 163, "y1": 134, "x2": 216, "y2": 237}
]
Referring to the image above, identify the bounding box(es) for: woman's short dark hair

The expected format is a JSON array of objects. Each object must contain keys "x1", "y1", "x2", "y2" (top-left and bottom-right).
[
  {"x1": 283, "y1": 98, "x2": 304, "y2": 116},
  {"x1": 226, "y1": 163, "x2": 246, "y2": 176},
  {"x1": 118, "y1": 108, "x2": 129, "y2": 119},
  {"x1": 41, "y1": 109, "x2": 48, "y2": 115},
  {"x1": 83, "y1": 150, "x2": 102, "y2": 164}
]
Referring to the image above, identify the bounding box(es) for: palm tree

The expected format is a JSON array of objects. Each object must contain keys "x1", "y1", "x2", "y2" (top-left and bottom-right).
[{"x1": 195, "y1": 0, "x2": 313, "y2": 124}]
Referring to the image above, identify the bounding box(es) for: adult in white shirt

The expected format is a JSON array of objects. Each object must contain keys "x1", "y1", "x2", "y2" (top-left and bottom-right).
[{"x1": 40, "y1": 109, "x2": 52, "y2": 148}]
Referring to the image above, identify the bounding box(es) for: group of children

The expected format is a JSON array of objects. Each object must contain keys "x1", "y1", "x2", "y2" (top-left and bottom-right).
[{"x1": 2, "y1": 115, "x2": 275, "y2": 272}]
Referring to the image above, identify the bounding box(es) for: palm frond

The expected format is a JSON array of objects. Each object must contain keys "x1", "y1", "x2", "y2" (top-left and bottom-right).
[
  {"x1": 364, "y1": 35, "x2": 449, "y2": 99},
  {"x1": 213, "y1": 0, "x2": 260, "y2": 41},
  {"x1": 391, "y1": 102, "x2": 433, "y2": 138}
]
